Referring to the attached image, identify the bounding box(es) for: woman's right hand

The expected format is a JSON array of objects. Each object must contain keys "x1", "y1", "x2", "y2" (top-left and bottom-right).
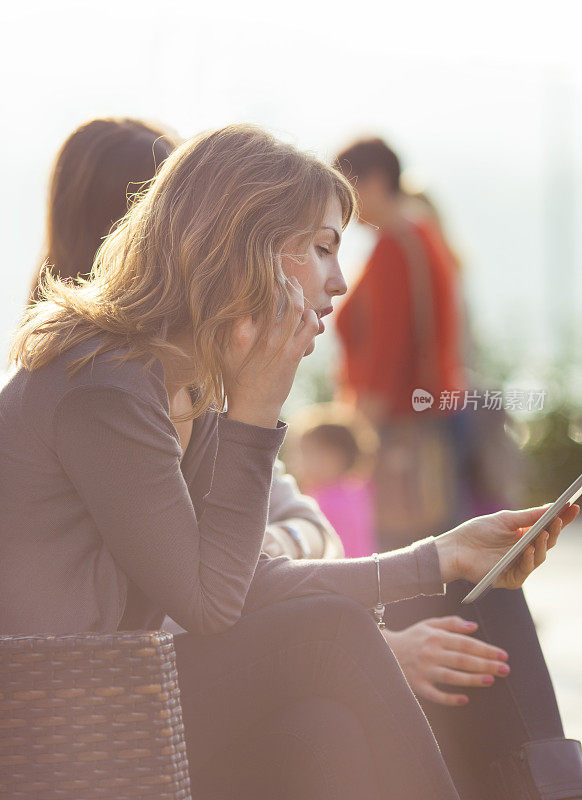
[
  {"x1": 223, "y1": 277, "x2": 319, "y2": 428},
  {"x1": 435, "y1": 504, "x2": 579, "y2": 587}
]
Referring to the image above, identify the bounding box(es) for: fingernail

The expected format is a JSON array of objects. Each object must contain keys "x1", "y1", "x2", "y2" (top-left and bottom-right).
[
  {"x1": 457, "y1": 697, "x2": 469, "y2": 705},
  {"x1": 482, "y1": 675, "x2": 495, "y2": 685},
  {"x1": 497, "y1": 650, "x2": 509, "y2": 661},
  {"x1": 498, "y1": 664, "x2": 510, "y2": 676},
  {"x1": 463, "y1": 621, "x2": 478, "y2": 630}
]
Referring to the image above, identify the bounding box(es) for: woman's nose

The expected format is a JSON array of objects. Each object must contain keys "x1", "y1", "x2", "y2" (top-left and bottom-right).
[{"x1": 328, "y1": 264, "x2": 348, "y2": 297}]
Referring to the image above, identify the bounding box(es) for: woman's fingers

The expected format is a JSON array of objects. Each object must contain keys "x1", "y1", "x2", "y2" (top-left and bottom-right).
[
  {"x1": 439, "y1": 627, "x2": 507, "y2": 659},
  {"x1": 414, "y1": 617, "x2": 510, "y2": 671},
  {"x1": 511, "y1": 528, "x2": 551, "y2": 585},
  {"x1": 439, "y1": 646, "x2": 509, "y2": 677},
  {"x1": 546, "y1": 517, "x2": 562, "y2": 549},
  {"x1": 557, "y1": 502, "x2": 579, "y2": 530},
  {"x1": 418, "y1": 683, "x2": 469, "y2": 707},
  {"x1": 421, "y1": 615, "x2": 478, "y2": 634},
  {"x1": 546, "y1": 504, "x2": 578, "y2": 549},
  {"x1": 286, "y1": 277, "x2": 319, "y2": 351},
  {"x1": 503, "y1": 502, "x2": 578, "y2": 538},
  {"x1": 435, "y1": 618, "x2": 503, "y2": 647},
  {"x1": 536, "y1": 503, "x2": 577, "y2": 550},
  {"x1": 431, "y1": 666, "x2": 500, "y2": 688},
  {"x1": 533, "y1": 530, "x2": 549, "y2": 568},
  {"x1": 501, "y1": 505, "x2": 550, "y2": 530},
  {"x1": 512, "y1": 542, "x2": 537, "y2": 586},
  {"x1": 497, "y1": 502, "x2": 580, "y2": 588},
  {"x1": 286, "y1": 276, "x2": 304, "y2": 314}
]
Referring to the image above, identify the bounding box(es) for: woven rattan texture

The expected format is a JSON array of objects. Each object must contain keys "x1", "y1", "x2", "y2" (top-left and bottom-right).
[{"x1": 0, "y1": 631, "x2": 192, "y2": 799}]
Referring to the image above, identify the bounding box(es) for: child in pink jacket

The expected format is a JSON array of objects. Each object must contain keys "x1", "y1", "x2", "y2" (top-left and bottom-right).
[{"x1": 288, "y1": 403, "x2": 379, "y2": 558}]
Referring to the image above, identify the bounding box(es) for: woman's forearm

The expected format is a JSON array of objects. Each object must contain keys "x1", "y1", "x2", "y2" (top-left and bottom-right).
[
  {"x1": 56, "y1": 389, "x2": 287, "y2": 636},
  {"x1": 243, "y1": 538, "x2": 444, "y2": 615}
]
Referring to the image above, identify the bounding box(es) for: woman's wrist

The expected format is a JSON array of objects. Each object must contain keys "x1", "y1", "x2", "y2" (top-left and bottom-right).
[
  {"x1": 434, "y1": 530, "x2": 462, "y2": 583},
  {"x1": 226, "y1": 403, "x2": 281, "y2": 429}
]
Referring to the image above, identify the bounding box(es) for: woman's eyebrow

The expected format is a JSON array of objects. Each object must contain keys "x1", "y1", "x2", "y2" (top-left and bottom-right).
[{"x1": 320, "y1": 226, "x2": 341, "y2": 244}]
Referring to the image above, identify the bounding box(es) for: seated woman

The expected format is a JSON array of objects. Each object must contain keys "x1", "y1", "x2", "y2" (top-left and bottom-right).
[{"x1": 3, "y1": 121, "x2": 577, "y2": 800}]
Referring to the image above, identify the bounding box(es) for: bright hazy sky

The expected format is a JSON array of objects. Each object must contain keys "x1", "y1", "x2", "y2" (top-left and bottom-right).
[{"x1": 2, "y1": 0, "x2": 582, "y2": 388}]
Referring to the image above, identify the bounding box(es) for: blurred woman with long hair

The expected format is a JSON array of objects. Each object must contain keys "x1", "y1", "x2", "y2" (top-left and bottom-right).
[
  {"x1": 1, "y1": 124, "x2": 575, "y2": 799},
  {"x1": 30, "y1": 117, "x2": 180, "y2": 298}
]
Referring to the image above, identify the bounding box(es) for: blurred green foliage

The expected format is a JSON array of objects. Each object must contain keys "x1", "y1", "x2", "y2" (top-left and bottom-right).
[
  {"x1": 471, "y1": 340, "x2": 582, "y2": 505},
  {"x1": 521, "y1": 407, "x2": 582, "y2": 504}
]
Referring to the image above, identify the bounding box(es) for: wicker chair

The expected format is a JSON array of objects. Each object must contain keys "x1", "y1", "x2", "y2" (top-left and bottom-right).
[{"x1": 0, "y1": 631, "x2": 192, "y2": 799}]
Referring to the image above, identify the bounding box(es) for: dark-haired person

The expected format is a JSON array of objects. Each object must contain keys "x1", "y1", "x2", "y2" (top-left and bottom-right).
[
  {"x1": 30, "y1": 117, "x2": 181, "y2": 298},
  {"x1": 3, "y1": 124, "x2": 577, "y2": 799},
  {"x1": 334, "y1": 138, "x2": 467, "y2": 503},
  {"x1": 335, "y1": 137, "x2": 582, "y2": 800}
]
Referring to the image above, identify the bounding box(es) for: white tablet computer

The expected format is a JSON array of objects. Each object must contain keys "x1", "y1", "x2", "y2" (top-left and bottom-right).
[{"x1": 461, "y1": 473, "x2": 582, "y2": 604}]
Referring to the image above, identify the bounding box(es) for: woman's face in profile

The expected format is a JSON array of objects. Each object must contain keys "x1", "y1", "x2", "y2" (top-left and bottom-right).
[{"x1": 281, "y1": 195, "x2": 348, "y2": 356}]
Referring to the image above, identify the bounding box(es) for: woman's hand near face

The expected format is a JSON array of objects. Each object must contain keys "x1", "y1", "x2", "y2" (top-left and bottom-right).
[
  {"x1": 435, "y1": 504, "x2": 579, "y2": 587},
  {"x1": 224, "y1": 278, "x2": 319, "y2": 428},
  {"x1": 383, "y1": 617, "x2": 510, "y2": 706}
]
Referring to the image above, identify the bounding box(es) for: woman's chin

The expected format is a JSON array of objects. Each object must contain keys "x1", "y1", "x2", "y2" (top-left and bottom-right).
[{"x1": 303, "y1": 339, "x2": 316, "y2": 357}]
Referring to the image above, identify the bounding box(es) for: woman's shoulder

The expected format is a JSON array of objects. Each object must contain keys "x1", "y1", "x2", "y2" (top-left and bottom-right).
[{"x1": 10, "y1": 337, "x2": 169, "y2": 436}]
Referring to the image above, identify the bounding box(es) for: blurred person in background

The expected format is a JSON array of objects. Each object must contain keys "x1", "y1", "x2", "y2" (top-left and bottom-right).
[
  {"x1": 335, "y1": 138, "x2": 522, "y2": 547},
  {"x1": 335, "y1": 137, "x2": 582, "y2": 800},
  {"x1": 401, "y1": 183, "x2": 525, "y2": 521},
  {"x1": 30, "y1": 117, "x2": 182, "y2": 298},
  {"x1": 285, "y1": 401, "x2": 379, "y2": 557},
  {"x1": 3, "y1": 122, "x2": 575, "y2": 800},
  {"x1": 335, "y1": 137, "x2": 469, "y2": 547}
]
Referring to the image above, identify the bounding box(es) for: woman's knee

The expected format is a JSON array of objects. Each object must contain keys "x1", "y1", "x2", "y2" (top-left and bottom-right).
[
  {"x1": 252, "y1": 698, "x2": 381, "y2": 800},
  {"x1": 272, "y1": 696, "x2": 367, "y2": 746}
]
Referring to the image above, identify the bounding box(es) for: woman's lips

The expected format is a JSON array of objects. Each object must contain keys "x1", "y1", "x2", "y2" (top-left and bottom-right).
[{"x1": 316, "y1": 306, "x2": 333, "y2": 334}]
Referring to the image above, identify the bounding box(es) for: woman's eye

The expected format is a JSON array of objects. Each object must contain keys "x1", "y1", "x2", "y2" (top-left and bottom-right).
[{"x1": 317, "y1": 245, "x2": 331, "y2": 256}]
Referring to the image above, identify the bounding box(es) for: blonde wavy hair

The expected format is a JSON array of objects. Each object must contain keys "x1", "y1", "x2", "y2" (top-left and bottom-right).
[{"x1": 11, "y1": 124, "x2": 356, "y2": 418}]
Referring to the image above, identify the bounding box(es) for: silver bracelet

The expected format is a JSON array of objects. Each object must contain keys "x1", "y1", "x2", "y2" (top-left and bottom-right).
[{"x1": 371, "y1": 553, "x2": 386, "y2": 629}]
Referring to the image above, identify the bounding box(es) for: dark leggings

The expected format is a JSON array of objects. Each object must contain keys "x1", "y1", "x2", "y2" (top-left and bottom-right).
[
  {"x1": 387, "y1": 581, "x2": 565, "y2": 800},
  {"x1": 174, "y1": 593, "x2": 460, "y2": 800}
]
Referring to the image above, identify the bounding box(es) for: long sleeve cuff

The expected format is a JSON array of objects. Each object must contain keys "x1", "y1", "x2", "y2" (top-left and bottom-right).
[
  {"x1": 217, "y1": 412, "x2": 287, "y2": 451},
  {"x1": 378, "y1": 536, "x2": 444, "y2": 604}
]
